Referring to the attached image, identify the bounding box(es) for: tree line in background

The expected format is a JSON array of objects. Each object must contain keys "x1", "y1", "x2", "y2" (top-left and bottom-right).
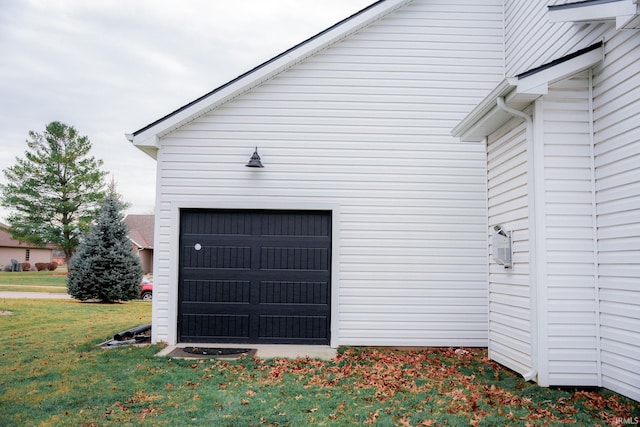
[{"x1": 0, "y1": 121, "x2": 142, "y2": 302}]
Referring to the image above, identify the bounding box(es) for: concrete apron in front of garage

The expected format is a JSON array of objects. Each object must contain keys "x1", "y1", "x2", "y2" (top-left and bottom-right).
[{"x1": 157, "y1": 343, "x2": 337, "y2": 360}]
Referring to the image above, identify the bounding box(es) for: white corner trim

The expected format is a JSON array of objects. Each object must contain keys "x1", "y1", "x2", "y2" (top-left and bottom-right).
[
  {"x1": 532, "y1": 98, "x2": 548, "y2": 386},
  {"x1": 496, "y1": 97, "x2": 540, "y2": 383}
]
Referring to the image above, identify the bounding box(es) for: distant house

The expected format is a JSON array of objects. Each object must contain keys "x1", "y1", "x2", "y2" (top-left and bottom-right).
[
  {"x1": 124, "y1": 214, "x2": 154, "y2": 274},
  {"x1": 128, "y1": 0, "x2": 639, "y2": 402},
  {"x1": 0, "y1": 222, "x2": 53, "y2": 270},
  {"x1": 51, "y1": 250, "x2": 66, "y2": 266}
]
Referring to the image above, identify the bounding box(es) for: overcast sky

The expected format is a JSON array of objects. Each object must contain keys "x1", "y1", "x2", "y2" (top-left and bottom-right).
[{"x1": 0, "y1": 0, "x2": 373, "y2": 221}]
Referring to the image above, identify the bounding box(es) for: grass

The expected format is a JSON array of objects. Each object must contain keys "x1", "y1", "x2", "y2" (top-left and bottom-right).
[
  {"x1": 0, "y1": 300, "x2": 638, "y2": 426},
  {"x1": 0, "y1": 270, "x2": 68, "y2": 292}
]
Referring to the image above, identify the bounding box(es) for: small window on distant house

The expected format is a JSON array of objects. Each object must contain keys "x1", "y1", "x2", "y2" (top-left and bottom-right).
[{"x1": 25, "y1": 249, "x2": 30, "y2": 261}]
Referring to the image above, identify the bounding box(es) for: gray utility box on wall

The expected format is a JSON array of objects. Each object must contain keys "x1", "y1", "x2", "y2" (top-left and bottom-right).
[{"x1": 491, "y1": 226, "x2": 512, "y2": 269}]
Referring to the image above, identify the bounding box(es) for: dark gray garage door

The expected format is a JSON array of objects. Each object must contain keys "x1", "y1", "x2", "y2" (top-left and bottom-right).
[{"x1": 178, "y1": 209, "x2": 331, "y2": 344}]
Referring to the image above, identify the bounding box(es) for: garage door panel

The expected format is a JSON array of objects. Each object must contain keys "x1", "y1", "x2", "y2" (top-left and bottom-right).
[
  {"x1": 182, "y1": 211, "x2": 253, "y2": 235},
  {"x1": 256, "y1": 236, "x2": 330, "y2": 246},
  {"x1": 259, "y1": 316, "x2": 328, "y2": 342},
  {"x1": 260, "y1": 281, "x2": 329, "y2": 305},
  {"x1": 181, "y1": 314, "x2": 250, "y2": 341},
  {"x1": 182, "y1": 301, "x2": 328, "y2": 316},
  {"x1": 182, "y1": 271, "x2": 329, "y2": 286},
  {"x1": 181, "y1": 303, "x2": 251, "y2": 315},
  {"x1": 261, "y1": 247, "x2": 329, "y2": 271},
  {"x1": 182, "y1": 280, "x2": 251, "y2": 303},
  {"x1": 181, "y1": 236, "x2": 330, "y2": 248},
  {"x1": 261, "y1": 213, "x2": 330, "y2": 237},
  {"x1": 182, "y1": 246, "x2": 252, "y2": 269},
  {"x1": 181, "y1": 280, "x2": 329, "y2": 312}
]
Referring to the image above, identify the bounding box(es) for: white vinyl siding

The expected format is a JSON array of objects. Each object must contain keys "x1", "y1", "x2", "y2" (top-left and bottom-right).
[
  {"x1": 487, "y1": 119, "x2": 532, "y2": 376},
  {"x1": 504, "y1": 0, "x2": 610, "y2": 76},
  {"x1": 502, "y1": 0, "x2": 640, "y2": 402},
  {"x1": 592, "y1": 28, "x2": 640, "y2": 402},
  {"x1": 151, "y1": 0, "x2": 504, "y2": 346},
  {"x1": 540, "y1": 72, "x2": 599, "y2": 386}
]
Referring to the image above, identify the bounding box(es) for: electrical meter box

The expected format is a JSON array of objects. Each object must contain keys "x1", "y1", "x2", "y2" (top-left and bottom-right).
[{"x1": 491, "y1": 226, "x2": 512, "y2": 268}]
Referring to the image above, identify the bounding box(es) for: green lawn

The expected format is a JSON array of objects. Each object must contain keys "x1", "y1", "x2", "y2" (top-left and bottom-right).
[
  {"x1": 0, "y1": 300, "x2": 637, "y2": 426},
  {"x1": 0, "y1": 270, "x2": 68, "y2": 292}
]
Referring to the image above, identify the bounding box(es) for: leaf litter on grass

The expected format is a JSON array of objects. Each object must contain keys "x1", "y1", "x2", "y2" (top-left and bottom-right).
[
  {"x1": 96, "y1": 347, "x2": 638, "y2": 426},
  {"x1": 1, "y1": 300, "x2": 637, "y2": 427},
  {"x1": 234, "y1": 347, "x2": 639, "y2": 426}
]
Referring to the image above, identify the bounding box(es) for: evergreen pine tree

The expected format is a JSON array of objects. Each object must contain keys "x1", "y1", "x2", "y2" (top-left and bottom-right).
[
  {"x1": 67, "y1": 186, "x2": 142, "y2": 302},
  {"x1": 0, "y1": 121, "x2": 107, "y2": 261}
]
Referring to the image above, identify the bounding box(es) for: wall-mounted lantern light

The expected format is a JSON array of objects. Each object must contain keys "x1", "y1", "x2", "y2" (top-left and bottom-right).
[{"x1": 245, "y1": 147, "x2": 264, "y2": 168}]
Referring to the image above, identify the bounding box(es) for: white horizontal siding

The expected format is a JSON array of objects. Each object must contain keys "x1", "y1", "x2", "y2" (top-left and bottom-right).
[
  {"x1": 487, "y1": 118, "x2": 533, "y2": 376},
  {"x1": 152, "y1": 0, "x2": 504, "y2": 346},
  {"x1": 592, "y1": 29, "x2": 640, "y2": 402},
  {"x1": 502, "y1": 0, "x2": 640, "y2": 401},
  {"x1": 540, "y1": 72, "x2": 598, "y2": 387},
  {"x1": 505, "y1": 0, "x2": 611, "y2": 76}
]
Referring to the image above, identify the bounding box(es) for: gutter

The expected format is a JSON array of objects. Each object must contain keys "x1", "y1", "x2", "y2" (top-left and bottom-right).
[
  {"x1": 496, "y1": 97, "x2": 538, "y2": 382},
  {"x1": 450, "y1": 78, "x2": 515, "y2": 141}
]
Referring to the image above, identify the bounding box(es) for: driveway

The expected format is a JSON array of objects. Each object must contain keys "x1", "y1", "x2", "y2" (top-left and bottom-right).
[{"x1": 0, "y1": 291, "x2": 71, "y2": 299}]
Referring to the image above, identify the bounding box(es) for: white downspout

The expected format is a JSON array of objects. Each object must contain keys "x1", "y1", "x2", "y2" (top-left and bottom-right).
[{"x1": 496, "y1": 97, "x2": 538, "y2": 382}]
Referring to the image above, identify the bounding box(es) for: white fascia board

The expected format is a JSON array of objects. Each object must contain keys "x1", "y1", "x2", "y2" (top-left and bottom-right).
[
  {"x1": 549, "y1": 0, "x2": 638, "y2": 24},
  {"x1": 127, "y1": 0, "x2": 410, "y2": 148},
  {"x1": 516, "y1": 44, "x2": 604, "y2": 94}
]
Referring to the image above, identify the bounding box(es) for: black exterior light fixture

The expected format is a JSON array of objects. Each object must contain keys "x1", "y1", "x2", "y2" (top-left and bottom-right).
[{"x1": 245, "y1": 147, "x2": 264, "y2": 168}]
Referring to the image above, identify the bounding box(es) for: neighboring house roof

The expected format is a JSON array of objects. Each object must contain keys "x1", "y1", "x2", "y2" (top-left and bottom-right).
[
  {"x1": 124, "y1": 215, "x2": 154, "y2": 249},
  {"x1": 0, "y1": 222, "x2": 54, "y2": 249},
  {"x1": 126, "y1": 0, "x2": 410, "y2": 158}
]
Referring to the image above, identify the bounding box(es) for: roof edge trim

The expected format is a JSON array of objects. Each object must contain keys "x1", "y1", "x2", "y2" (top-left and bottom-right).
[
  {"x1": 516, "y1": 42, "x2": 603, "y2": 79},
  {"x1": 549, "y1": 0, "x2": 625, "y2": 11}
]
